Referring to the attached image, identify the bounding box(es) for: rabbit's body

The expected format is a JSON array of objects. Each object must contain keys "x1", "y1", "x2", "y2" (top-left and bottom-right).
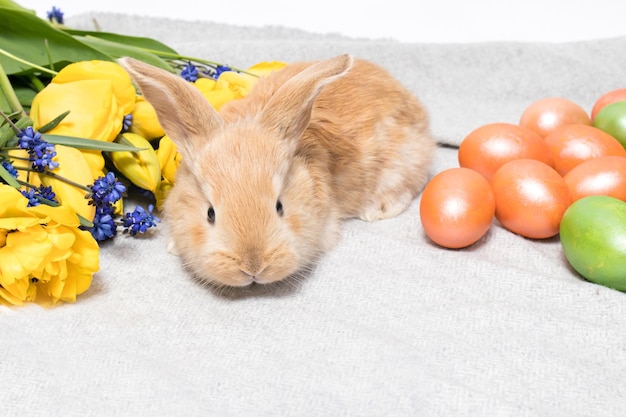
[
  {"x1": 219, "y1": 59, "x2": 434, "y2": 221},
  {"x1": 120, "y1": 55, "x2": 435, "y2": 287}
]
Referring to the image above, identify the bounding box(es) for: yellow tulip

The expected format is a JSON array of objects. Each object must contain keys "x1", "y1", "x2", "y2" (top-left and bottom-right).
[
  {"x1": 130, "y1": 95, "x2": 165, "y2": 140},
  {"x1": 155, "y1": 179, "x2": 174, "y2": 211},
  {"x1": 31, "y1": 79, "x2": 124, "y2": 142},
  {"x1": 156, "y1": 135, "x2": 182, "y2": 183},
  {"x1": 39, "y1": 145, "x2": 96, "y2": 221},
  {"x1": 111, "y1": 193, "x2": 124, "y2": 215},
  {"x1": 154, "y1": 136, "x2": 182, "y2": 209},
  {"x1": 110, "y1": 133, "x2": 161, "y2": 192},
  {"x1": 51, "y1": 60, "x2": 136, "y2": 115},
  {"x1": 246, "y1": 61, "x2": 287, "y2": 77},
  {"x1": 7, "y1": 149, "x2": 42, "y2": 187},
  {"x1": 192, "y1": 62, "x2": 286, "y2": 110},
  {"x1": 31, "y1": 61, "x2": 138, "y2": 142},
  {"x1": 80, "y1": 149, "x2": 106, "y2": 179},
  {"x1": 193, "y1": 77, "x2": 218, "y2": 93},
  {"x1": 193, "y1": 78, "x2": 236, "y2": 110},
  {"x1": 0, "y1": 184, "x2": 99, "y2": 306},
  {"x1": 215, "y1": 71, "x2": 254, "y2": 99}
]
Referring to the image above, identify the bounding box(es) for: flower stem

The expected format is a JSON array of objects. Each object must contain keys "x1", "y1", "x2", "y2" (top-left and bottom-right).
[
  {"x1": 0, "y1": 62, "x2": 27, "y2": 119},
  {"x1": 0, "y1": 116, "x2": 32, "y2": 149},
  {"x1": 17, "y1": 166, "x2": 92, "y2": 193},
  {"x1": 4, "y1": 152, "x2": 29, "y2": 161},
  {"x1": 28, "y1": 75, "x2": 47, "y2": 92},
  {"x1": 139, "y1": 47, "x2": 257, "y2": 76},
  {"x1": 15, "y1": 178, "x2": 94, "y2": 228},
  {"x1": 0, "y1": 108, "x2": 22, "y2": 135},
  {"x1": 0, "y1": 47, "x2": 58, "y2": 76}
]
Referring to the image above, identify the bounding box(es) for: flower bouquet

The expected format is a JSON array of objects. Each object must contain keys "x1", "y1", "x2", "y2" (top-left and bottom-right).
[{"x1": 0, "y1": 0, "x2": 286, "y2": 306}]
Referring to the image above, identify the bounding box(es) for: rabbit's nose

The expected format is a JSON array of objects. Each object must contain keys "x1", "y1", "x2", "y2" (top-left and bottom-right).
[
  {"x1": 240, "y1": 269, "x2": 269, "y2": 284},
  {"x1": 240, "y1": 250, "x2": 266, "y2": 280}
]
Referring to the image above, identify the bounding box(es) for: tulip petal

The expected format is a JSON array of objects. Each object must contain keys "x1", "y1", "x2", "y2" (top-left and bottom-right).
[
  {"x1": 200, "y1": 88, "x2": 236, "y2": 111},
  {"x1": 51, "y1": 60, "x2": 136, "y2": 115},
  {"x1": 0, "y1": 228, "x2": 51, "y2": 282},
  {"x1": 130, "y1": 95, "x2": 165, "y2": 139},
  {"x1": 246, "y1": 61, "x2": 288, "y2": 77},
  {"x1": 32, "y1": 80, "x2": 123, "y2": 142},
  {"x1": 156, "y1": 135, "x2": 182, "y2": 183},
  {"x1": 0, "y1": 278, "x2": 31, "y2": 306},
  {"x1": 81, "y1": 149, "x2": 106, "y2": 179},
  {"x1": 216, "y1": 71, "x2": 254, "y2": 99},
  {"x1": 38, "y1": 145, "x2": 96, "y2": 222}
]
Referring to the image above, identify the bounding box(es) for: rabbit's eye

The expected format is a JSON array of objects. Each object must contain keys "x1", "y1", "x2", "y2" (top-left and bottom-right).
[
  {"x1": 276, "y1": 199, "x2": 284, "y2": 216},
  {"x1": 207, "y1": 206, "x2": 216, "y2": 224}
]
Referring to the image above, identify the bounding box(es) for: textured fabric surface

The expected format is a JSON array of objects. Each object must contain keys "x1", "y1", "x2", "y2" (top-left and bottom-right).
[{"x1": 2, "y1": 13, "x2": 625, "y2": 417}]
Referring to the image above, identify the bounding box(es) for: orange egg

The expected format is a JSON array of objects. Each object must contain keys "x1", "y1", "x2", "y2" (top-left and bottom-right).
[
  {"x1": 563, "y1": 155, "x2": 626, "y2": 202},
  {"x1": 543, "y1": 124, "x2": 626, "y2": 176},
  {"x1": 519, "y1": 97, "x2": 591, "y2": 137},
  {"x1": 458, "y1": 122, "x2": 554, "y2": 181},
  {"x1": 591, "y1": 88, "x2": 626, "y2": 121},
  {"x1": 419, "y1": 167, "x2": 495, "y2": 249},
  {"x1": 491, "y1": 159, "x2": 572, "y2": 239}
]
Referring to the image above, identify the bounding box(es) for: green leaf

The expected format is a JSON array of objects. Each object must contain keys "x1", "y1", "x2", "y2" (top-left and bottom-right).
[
  {"x1": 0, "y1": 7, "x2": 112, "y2": 76},
  {"x1": 115, "y1": 134, "x2": 139, "y2": 149},
  {"x1": 77, "y1": 213, "x2": 94, "y2": 229},
  {"x1": 43, "y1": 134, "x2": 146, "y2": 152},
  {"x1": 0, "y1": 121, "x2": 16, "y2": 147},
  {"x1": 37, "y1": 110, "x2": 69, "y2": 133},
  {"x1": 0, "y1": 161, "x2": 20, "y2": 188},
  {"x1": 72, "y1": 35, "x2": 175, "y2": 71},
  {"x1": 10, "y1": 77, "x2": 42, "y2": 108},
  {"x1": 0, "y1": 87, "x2": 9, "y2": 114},
  {"x1": 0, "y1": 0, "x2": 33, "y2": 11},
  {"x1": 0, "y1": 113, "x2": 29, "y2": 148},
  {"x1": 63, "y1": 29, "x2": 178, "y2": 55}
]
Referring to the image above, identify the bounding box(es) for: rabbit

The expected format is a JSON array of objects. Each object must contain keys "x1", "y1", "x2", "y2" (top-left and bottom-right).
[{"x1": 118, "y1": 54, "x2": 436, "y2": 287}]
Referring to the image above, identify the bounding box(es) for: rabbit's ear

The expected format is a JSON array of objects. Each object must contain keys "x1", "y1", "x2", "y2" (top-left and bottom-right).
[
  {"x1": 262, "y1": 54, "x2": 353, "y2": 146},
  {"x1": 118, "y1": 57, "x2": 222, "y2": 161}
]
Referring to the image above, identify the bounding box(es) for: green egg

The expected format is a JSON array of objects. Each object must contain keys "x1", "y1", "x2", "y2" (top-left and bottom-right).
[
  {"x1": 593, "y1": 101, "x2": 626, "y2": 149},
  {"x1": 559, "y1": 195, "x2": 626, "y2": 291}
]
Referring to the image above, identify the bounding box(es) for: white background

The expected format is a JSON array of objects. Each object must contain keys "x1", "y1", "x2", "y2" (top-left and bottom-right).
[{"x1": 17, "y1": 0, "x2": 626, "y2": 43}]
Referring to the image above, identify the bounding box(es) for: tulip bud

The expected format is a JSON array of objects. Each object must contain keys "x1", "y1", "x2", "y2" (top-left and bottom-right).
[
  {"x1": 39, "y1": 144, "x2": 96, "y2": 221},
  {"x1": 130, "y1": 95, "x2": 165, "y2": 140},
  {"x1": 109, "y1": 133, "x2": 161, "y2": 192},
  {"x1": 156, "y1": 135, "x2": 182, "y2": 183}
]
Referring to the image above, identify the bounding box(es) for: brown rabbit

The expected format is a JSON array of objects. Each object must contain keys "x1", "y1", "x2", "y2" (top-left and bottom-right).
[{"x1": 119, "y1": 54, "x2": 435, "y2": 287}]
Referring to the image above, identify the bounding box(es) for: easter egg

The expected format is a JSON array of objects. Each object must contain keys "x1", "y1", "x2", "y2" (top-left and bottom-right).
[
  {"x1": 419, "y1": 167, "x2": 495, "y2": 249},
  {"x1": 543, "y1": 124, "x2": 626, "y2": 176},
  {"x1": 491, "y1": 159, "x2": 571, "y2": 239},
  {"x1": 593, "y1": 101, "x2": 626, "y2": 149},
  {"x1": 519, "y1": 97, "x2": 591, "y2": 138},
  {"x1": 560, "y1": 195, "x2": 626, "y2": 291},
  {"x1": 563, "y1": 155, "x2": 626, "y2": 202},
  {"x1": 458, "y1": 122, "x2": 554, "y2": 181},
  {"x1": 591, "y1": 88, "x2": 626, "y2": 121}
]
